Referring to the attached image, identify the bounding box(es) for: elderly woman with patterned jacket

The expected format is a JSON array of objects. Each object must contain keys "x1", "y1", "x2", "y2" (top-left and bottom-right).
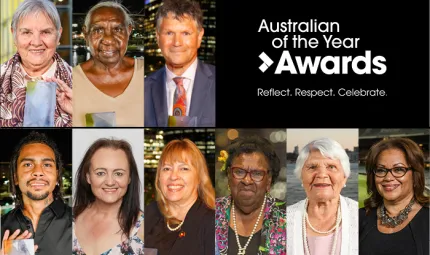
[
  {"x1": 0, "y1": 0, "x2": 72, "y2": 127},
  {"x1": 359, "y1": 137, "x2": 429, "y2": 255},
  {"x1": 216, "y1": 135, "x2": 286, "y2": 255},
  {"x1": 287, "y1": 137, "x2": 359, "y2": 255}
]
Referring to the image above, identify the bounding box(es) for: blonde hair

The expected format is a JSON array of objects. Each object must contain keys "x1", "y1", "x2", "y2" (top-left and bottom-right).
[{"x1": 155, "y1": 138, "x2": 215, "y2": 220}]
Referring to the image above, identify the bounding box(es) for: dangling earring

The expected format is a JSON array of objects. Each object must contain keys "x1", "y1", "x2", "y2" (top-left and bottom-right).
[
  {"x1": 228, "y1": 184, "x2": 231, "y2": 191},
  {"x1": 344, "y1": 184, "x2": 346, "y2": 187},
  {"x1": 301, "y1": 183, "x2": 303, "y2": 187}
]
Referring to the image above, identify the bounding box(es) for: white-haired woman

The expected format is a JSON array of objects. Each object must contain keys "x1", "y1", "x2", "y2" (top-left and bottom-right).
[
  {"x1": 72, "y1": 0, "x2": 144, "y2": 127},
  {"x1": 287, "y1": 137, "x2": 358, "y2": 255},
  {"x1": 0, "y1": 0, "x2": 72, "y2": 127}
]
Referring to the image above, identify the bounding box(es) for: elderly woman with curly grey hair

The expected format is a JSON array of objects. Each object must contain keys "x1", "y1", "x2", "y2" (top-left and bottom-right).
[
  {"x1": 287, "y1": 137, "x2": 358, "y2": 255},
  {"x1": 0, "y1": 0, "x2": 73, "y2": 127},
  {"x1": 215, "y1": 135, "x2": 286, "y2": 255}
]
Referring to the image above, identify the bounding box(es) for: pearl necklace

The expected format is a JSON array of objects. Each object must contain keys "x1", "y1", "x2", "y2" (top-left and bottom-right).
[
  {"x1": 302, "y1": 198, "x2": 341, "y2": 255},
  {"x1": 305, "y1": 199, "x2": 340, "y2": 234},
  {"x1": 166, "y1": 219, "x2": 184, "y2": 231},
  {"x1": 232, "y1": 194, "x2": 266, "y2": 255}
]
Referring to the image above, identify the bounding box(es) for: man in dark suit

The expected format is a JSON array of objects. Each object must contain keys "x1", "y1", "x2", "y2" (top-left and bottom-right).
[{"x1": 144, "y1": 0, "x2": 215, "y2": 127}]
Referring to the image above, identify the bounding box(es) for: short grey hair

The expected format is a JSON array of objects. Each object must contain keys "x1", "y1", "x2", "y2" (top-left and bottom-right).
[
  {"x1": 11, "y1": 0, "x2": 62, "y2": 40},
  {"x1": 294, "y1": 137, "x2": 351, "y2": 180},
  {"x1": 83, "y1": 1, "x2": 134, "y2": 34}
]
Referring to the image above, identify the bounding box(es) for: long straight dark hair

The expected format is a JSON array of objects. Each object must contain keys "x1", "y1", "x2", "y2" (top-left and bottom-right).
[{"x1": 73, "y1": 138, "x2": 141, "y2": 237}]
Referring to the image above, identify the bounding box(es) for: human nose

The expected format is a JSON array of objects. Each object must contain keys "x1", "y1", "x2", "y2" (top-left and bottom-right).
[
  {"x1": 383, "y1": 170, "x2": 394, "y2": 181},
  {"x1": 173, "y1": 33, "x2": 183, "y2": 46},
  {"x1": 315, "y1": 166, "x2": 329, "y2": 178},
  {"x1": 168, "y1": 168, "x2": 180, "y2": 180},
  {"x1": 101, "y1": 30, "x2": 114, "y2": 44},
  {"x1": 241, "y1": 171, "x2": 253, "y2": 184},
  {"x1": 31, "y1": 164, "x2": 45, "y2": 177},
  {"x1": 30, "y1": 32, "x2": 42, "y2": 46},
  {"x1": 105, "y1": 173, "x2": 116, "y2": 185}
]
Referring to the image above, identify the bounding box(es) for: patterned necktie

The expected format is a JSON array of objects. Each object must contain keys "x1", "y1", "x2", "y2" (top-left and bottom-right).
[{"x1": 172, "y1": 77, "x2": 186, "y2": 116}]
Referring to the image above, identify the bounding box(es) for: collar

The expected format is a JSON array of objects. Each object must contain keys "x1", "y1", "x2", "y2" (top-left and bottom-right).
[
  {"x1": 15, "y1": 199, "x2": 66, "y2": 218},
  {"x1": 165, "y1": 57, "x2": 198, "y2": 82}
]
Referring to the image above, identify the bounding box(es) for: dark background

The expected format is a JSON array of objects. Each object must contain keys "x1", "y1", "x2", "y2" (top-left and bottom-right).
[
  {"x1": 0, "y1": 129, "x2": 73, "y2": 214},
  {"x1": 73, "y1": 0, "x2": 145, "y2": 14},
  {"x1": 216, "y1": 1, "x2": 430, "y2": 127}
]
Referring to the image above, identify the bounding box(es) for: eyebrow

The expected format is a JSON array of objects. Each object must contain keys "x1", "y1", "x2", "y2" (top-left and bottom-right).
[
  {"x1": 93, "y1": 168, "x2": 126, "y2": 171},
  {"x1": 377, "y1": 162, "x2": 407, "y2": 167},
  {"x1": 19, "y1": 158, "x2": 55, "y2": 163}
]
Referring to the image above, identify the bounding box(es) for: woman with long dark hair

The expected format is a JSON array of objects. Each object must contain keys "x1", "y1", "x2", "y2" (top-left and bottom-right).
[
  {"x1": 72, "y1": 138, "x2": 143, "y2": 255},
  {"x1": 359, "y1": 137, "x2": 429, "y2": 255}
]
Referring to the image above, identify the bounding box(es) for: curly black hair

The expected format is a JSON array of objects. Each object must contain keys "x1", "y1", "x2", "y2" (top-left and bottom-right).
[{"x1": 224, "y1": 135, "x2": 280, "y2": 186}]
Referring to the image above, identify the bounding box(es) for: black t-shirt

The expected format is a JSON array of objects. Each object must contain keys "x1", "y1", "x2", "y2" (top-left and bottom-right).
[
  {"x1": 360, "y1": 207, "x2": 429, "y2": 255},
  {"x1": 227, "y1": 226, "x2": 262, "y2": 255},
  {"x1": 1, "y1": 199, "x2": 72, "y2": 255}
]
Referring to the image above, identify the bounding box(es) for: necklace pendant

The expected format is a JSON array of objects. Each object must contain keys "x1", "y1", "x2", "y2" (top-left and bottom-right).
[{"x1": 238, "y1": 248, "x2": 246, "y2": 255}]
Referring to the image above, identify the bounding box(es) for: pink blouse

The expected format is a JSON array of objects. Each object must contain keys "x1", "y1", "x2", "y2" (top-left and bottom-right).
[{"x1": 306, "y1": 226, "x2": 342, "y2": 255}]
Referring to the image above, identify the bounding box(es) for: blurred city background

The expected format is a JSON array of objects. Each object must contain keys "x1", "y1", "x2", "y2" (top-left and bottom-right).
[
  {"x1": 286, "y1": 129, "x2": 359, "y2": 206},
  {"x1": 1, "y1": 0, "x2": 73, "y2": 65},
  {"x1": 72, "y1": 0, "x2": 145, "y2": 67},
  {"x1": 0, "y1": 129, "x2": 72, "y2": 215},
  {"x1": 144, "y1": 128, "x2": 215, "y2": 206},
  {"x1": 215, "y1": 129, "x2": 287, "y2": 201},
  {"x1": 143, "y1": 0, "x2": 216, "y2": 76},
  {"x1": 358, "y1": 129, "x2": 430, "y2": 208}
]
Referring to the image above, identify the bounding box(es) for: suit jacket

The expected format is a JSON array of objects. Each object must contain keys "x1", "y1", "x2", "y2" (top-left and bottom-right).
[
  {"x1": 144, "y1": 60, "x2": 215, "y2": 127},
  {"x1": 144, "y1": 199, "x2": 215, "y2": 255},
  {"x1": 286, "y1": 195, "x2": 359, "y2": 255}
]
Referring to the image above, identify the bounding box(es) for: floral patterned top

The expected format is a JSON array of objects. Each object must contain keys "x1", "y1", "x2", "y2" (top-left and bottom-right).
[
  {"x1": 72, "y1": 212, "x2": 144, "y2": 255},
  {"x1": 215, "y1": 195, "x2": 286, "y2": 255}
]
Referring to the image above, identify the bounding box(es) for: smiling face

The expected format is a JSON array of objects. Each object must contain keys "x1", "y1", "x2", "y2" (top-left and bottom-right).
[
  {"x1": 156, "y1": 13, "x2": 203, "y2": 73},
  {"x1": 158, "y1": 156, "x2": 199, "y2": 206},
  {"x1": 86, "y1": 148, "x2": 130, "y2": 204},
  {"x1": 301, "y1": 150, "x2": 347, "y2": 202},
  {"x1": 374, "y1": 148, "x2": 414, "y2": 203},
  {"x1": 85, "y1": 7, "x2": 131, "y2": 66},
  {"x1": 13, "y1": 11, "x2": 61, "y2": 73},
  {"x1": 16, "y1": 143, "x2": 58, "y2": 201},
  {"x1": 229, "y1": 152, "x2": 271, "y2": 214}
]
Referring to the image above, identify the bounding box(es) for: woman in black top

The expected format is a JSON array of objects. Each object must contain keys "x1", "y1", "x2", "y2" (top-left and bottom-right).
[
  {"x1": 359, "y1": 138, "x2": 430, "y2": 255},
  {"x1": 145, "y1": 139, "x2": 215, "y2": 255}
]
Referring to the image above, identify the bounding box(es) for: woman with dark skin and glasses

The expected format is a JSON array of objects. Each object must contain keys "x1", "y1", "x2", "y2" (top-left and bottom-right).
[
  {"x1": 359, "y1": 137, "x2": 429, "y2": 255},
  {"x1": 215, "y1": 135, "x2": 286, "y2": 255}
]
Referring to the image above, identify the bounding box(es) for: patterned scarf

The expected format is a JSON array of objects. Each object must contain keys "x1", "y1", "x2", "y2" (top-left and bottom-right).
[{"x1": 0, "y1": 52, "x2": 72, "y2": 127}]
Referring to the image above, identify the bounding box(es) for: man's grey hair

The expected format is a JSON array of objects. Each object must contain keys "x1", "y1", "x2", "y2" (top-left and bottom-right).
[
  {"x1": 83, "y1": 0, "x2": 134, "y2": 34},
  {"x1": 11, "y1": 0, "x2": 62, "y2": 40}
]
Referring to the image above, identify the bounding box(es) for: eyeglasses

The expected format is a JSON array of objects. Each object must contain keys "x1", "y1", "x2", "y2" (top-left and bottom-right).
[
  {"x1": 230, "y1": 167, "x2": 268, "y2": 182},
  {"x1": 373, "y1": 167, "x2": 412, "y2": 178}
]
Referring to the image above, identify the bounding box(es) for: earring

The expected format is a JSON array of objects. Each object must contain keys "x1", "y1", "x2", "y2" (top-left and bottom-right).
[
  {"x1": 344, "y1": 184, "x2": 346, "y2": 187},
  {"x1": 301, "y1": 183, "x2": 303, "y2": 187},
  {"x1": 227, "y1": 184, "x2": 230, "y2": 191}
]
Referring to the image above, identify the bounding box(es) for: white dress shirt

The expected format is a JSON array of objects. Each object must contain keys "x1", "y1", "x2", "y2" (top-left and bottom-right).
[{"x1": 165, "y1": 58, "x2": 198, "y2": 116}]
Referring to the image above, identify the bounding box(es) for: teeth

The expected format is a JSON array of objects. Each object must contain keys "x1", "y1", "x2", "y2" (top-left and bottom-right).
[{"x1": 30, "y1": 50, "x2": 44, "y2": 52}]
